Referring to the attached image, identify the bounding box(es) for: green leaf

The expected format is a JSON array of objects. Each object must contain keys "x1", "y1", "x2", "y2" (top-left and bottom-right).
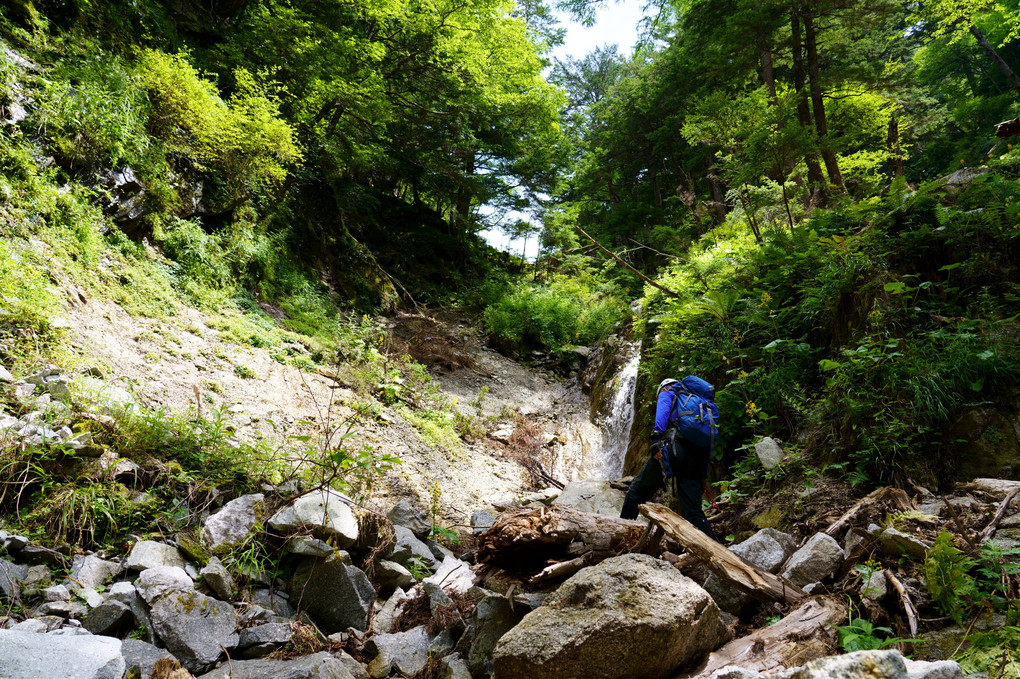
[
  {"x1": 977, "y1": 350, "x2": 994, "y2": 360},
  {"x1": 883, "y1": 282, "x2": 907, "y2": 294},
  {"x1": 939, "y1": 263, "x2": 962, "y2": 271},
  {"x1": 819, "y1": 359, "x2": 843, "y2": 371}
]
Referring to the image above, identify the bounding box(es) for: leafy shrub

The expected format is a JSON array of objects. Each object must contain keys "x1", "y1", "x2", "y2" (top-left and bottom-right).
[
  {"x1": 135, "y1": 50, "x2": 301, "y2": 205},
  {"x1": 37, "y1": 49, "x2": 152, "y2": 170},
  {"x1": 483, "y1": 279, "x2": 625, "y2": 352}
]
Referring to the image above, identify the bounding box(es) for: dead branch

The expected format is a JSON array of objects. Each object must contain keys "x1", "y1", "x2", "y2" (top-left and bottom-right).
[
  {"x1": 884, "y1": 569, "x2": 919, "y2": 638},
  {"x1": 640, "y1": 503, "x2": 806, "y2": 604},
  {"x1": 943, "y1": 498, "x2": 980, "y2": 552},
  {"x1": 979, "y1": 487, "x2": 1020, "y2": 545},
  {"x1": 826, "y1": 487, "x2": 914, "y2": 538},
  {"x1": 575, "y1": 226, "x2": 680, "y2": 298}
]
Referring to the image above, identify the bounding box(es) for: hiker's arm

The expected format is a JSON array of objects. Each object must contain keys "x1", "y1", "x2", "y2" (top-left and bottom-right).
[{"x1": 652, "y1": 389, "x2": 673, "y2": 436}]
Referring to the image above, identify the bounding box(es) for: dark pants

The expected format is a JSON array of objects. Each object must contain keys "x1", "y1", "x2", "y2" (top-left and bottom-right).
[{"x1": 620, "y1": 439, "x2": 716, "y2": 540}]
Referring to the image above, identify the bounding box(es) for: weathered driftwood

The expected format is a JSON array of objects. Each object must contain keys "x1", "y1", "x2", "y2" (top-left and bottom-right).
[
  {"x1": 683, "y1": 597, "x2": 847, "y2": 678},
  {"x1": 979, "y1": 487, "x2": 1020, "y2": 545},
  {"x1": 476, "y1": 505, "x2": 645, "y2": 572},
  {"x1": 884, "y1": 569, "x2": 919, "y2": 638},
  {"x1": 640, "y1": 503, "x2": 806, "y2": 604},
  {"x1": 826, "y1": 487, "x2": 913, "y2": 538}
]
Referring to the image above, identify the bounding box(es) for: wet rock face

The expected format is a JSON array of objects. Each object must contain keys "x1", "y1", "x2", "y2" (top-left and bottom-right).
[
  {"x1": 951, "y1": 405, "x2": 1020, "y2": 480},
  {"x1": 492, "y1": 554, "x2": 729, "y2": 679}
]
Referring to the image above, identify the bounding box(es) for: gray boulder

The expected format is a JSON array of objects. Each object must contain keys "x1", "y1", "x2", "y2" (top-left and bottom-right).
[
  {"x1": 135, "y1": 566, "x2": 195, "y2": 603},
  {"x1": 903, "y1": 657, "x2": 963, "y2": 679},
  {"x1": 0, "y1": 629, "x2": 124, "y2": 679},
  {"x1": 253, "y1": 589, "x2": 296, "y2": 619},
  {"x1": 468, "y1": 594, "x2": 530, "y2": 678},
  {"x1": 200, "y1": 556, "x2": 235, "y2": 601},
  {"x1": 366, "y1": 626, "x2": 431, "y2": 677},
  {"x1": 423, "y1": 557, "x2": 476, "y2": 595},
  {"x1": 196, "y1": 651, "x2": 356, "y2": 678},
  {"x1": 125, "y1": 540, "x2": 188, "y2": 571},
  {"x1": 375, "y1": 560, "x2": 415, "y2": 593},
  {"x1": 705, "y1": 528, "x2": 797, "y2": 615},
  {"x1": 268, "y1": 490, "x2": 358, "y2": 548},
  {"x1": 442, "y1": 654, "x2": 473, "y2": 679},
  {"x1": 387, "y1": 525, "x2": 439, "y2": 571},
  {"x1": 202, "y1": 493, "x2": 264, "y2": 550},
  {"x1": 781, "y1": 533, "x2": 844, "y2": 587},
  {"x1": 754, "y1": 437, "x2": 785, "y2": 470},
  {"x1": 286, "y1": 536, "x2": 334, "y2": 557},
  {"x1": 290, "y1": 552, "x2": 375, "y2": 633},
  {"x1": 120, "y1": 639, "x2": 176, "y2": 679},
  {"x1": 69, "y1": 555, "x2": 122, "y2": 591},
  {"x1": 237, "y1": 623, "x2": 294, "y2": 658},
  {"x1": 779, "y1": 649, "x2": 907, "y2": 678},
  {"x1": 492, "y1": 554, "x2": 729, "y2": 679},
  {"x1": 373, "y1": 588, "x2": 414, "y2": 635},
  {"x1": 733, "y1": 528, "x2": 797, "y2": 573},
  {"x1": 387, "y1": 500, "x2": 432, "y2": 539},
  {"x1": 879, "y1": 528, "x2": 930, "y2": 560},
  {"x1": 862, "y1": 570, "x2": 889, "y2": 601},
  {"x1": 149, "y1": 589, "x2": 239, "y2": 672},
  {"x1": 471, "y1": 510, "x2": 496, "y2": 535},
  {"x1": 42, "y1": 584, "x2": 72, "y2": 602},
  {"x1": 83, "y1": 599, "x2": 133, "y2": 635},
  {"x1": 0, "y1": 557, "x2": 29, "y2": 600},
  {"x1": 552, "y1": 480, "x2": 626, "y2": 516}
]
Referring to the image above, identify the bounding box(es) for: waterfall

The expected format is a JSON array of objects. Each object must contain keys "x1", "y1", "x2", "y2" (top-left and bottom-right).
[{"x1": 593, "y1": 341, "x2": 640, "y2": 480}]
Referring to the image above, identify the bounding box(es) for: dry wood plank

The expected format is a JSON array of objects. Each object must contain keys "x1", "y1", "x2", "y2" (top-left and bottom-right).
[
  {"x1": 826, "y1": 487, "x2": 914, "y2": 537},
  {"x1": 476, "y1": 505, "x2": 645, "y2": 571},
  {"x1": 884, "y1": 569, "x2": 919, "y2": 638},
  {"x1": 979, "y1": 487, "x2": 1020, "y2": 545},
  {"x1": 684, "y1": 597, "x2": 847, "y2": 678},
  {"x1": 640, "y1": 503, "x2": 806, "y2": 604}
]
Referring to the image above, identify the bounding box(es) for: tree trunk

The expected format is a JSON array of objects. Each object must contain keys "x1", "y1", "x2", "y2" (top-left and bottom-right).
[
  {"x1": 802, "y1": 10, "x2": 845, "y2": 193},
  {"x1": 970, "y1": 23, "x2": 1020, "y2": 96},
  {"x1": 684, "y1": 598, "x2": 846, "y2": 678},
  {"x1": 791, "y1": 6, "x2": 827, "y2": 205},
  {"x1": 761, "y1": 48, "x2": 780, "y2": 107},
  {"x1": 476, "y1": 505, "x2": 645, "y2": 573},
  {"x1": 888, "y1": 115, "x2": 905, "y2": 177},
  {"x1": 706, "y1": 155, "x2": 727, "y2": 224}
]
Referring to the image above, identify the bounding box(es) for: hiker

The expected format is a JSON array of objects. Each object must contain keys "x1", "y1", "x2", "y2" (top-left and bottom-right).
[{"x1": 620, "y1": 377, "x2": 717, "y2": 540}]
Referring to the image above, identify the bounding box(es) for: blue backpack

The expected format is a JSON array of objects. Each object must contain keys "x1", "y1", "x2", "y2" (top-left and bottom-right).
[{"x1": 666, "y1": 376, "x2": 719, "y2": 449}]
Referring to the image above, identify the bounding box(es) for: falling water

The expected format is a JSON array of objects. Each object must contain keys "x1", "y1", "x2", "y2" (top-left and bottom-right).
[{"x1": 593, "y1": 342, "x2": 640, "y2": 480}]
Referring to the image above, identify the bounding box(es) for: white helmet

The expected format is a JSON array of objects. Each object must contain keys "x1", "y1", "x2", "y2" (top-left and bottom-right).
[{"x1": 658, "y1": 378, "x2": 678, "y2": 391}]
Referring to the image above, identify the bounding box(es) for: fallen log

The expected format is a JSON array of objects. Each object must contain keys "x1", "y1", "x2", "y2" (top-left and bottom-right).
[
  {"x1": 476, "y1": 505, "x2": 645, "y2": 573},
  {"x1": 683, "y1": 597, "x2": 847, "y2": 678},
  {"x1": 640, "y1": 503, "x2": 806, "y2": 604}
]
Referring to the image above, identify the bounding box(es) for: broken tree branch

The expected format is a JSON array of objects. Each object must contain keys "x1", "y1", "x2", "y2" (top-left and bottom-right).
[
  {"x1": 826, "y1": 487, "x2": 914, "y2": 538},
  {"x1": 943, "y1": 498, "x2": 980, "y2": 552},
  {"x1": 575, "y1": 226, "x2": 680, "y2": 298},
  {"x1": 884, "y1": 569, "x2": 919, "y2": 638},
  {"x1": 640, "y1": 503, "x2": 806, "y2": 604},
  {"x1": 979, "y1": 487, "x2": 1020, "y2": 545}
]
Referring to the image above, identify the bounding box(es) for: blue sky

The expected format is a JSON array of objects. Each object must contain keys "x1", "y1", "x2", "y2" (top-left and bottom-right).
[{"x1": 478, "y1": 0, "x2": 648, "y2": 259}]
